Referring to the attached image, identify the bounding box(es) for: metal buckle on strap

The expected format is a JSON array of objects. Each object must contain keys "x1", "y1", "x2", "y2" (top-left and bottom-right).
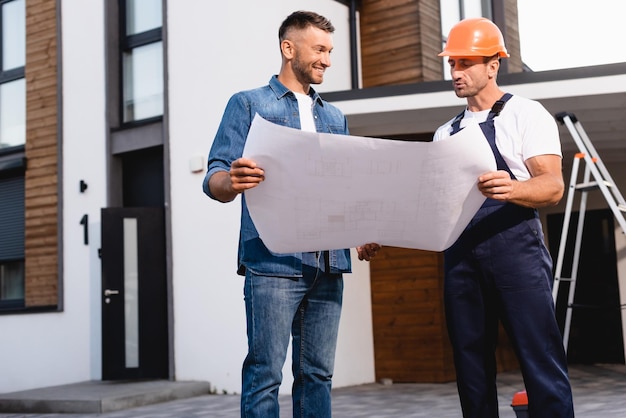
[{"x1": 490, "y1": 100, "x2": 505, "y2": 117}]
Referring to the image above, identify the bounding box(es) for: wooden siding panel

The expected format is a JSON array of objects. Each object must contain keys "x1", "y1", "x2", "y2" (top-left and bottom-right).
[
  {"x1": 369, "y1": 246, "x2": 454, "y2": 382},
  {"x1": 26, "y1": 72, "x2": 57, "y2": 89},
  {"x1": 24, "y1": 195, "x2": 58, "y2": 212},
  {"x1": 360, "y1": 0, "x2": 443, "y2": 87},
  {"x1": 503, "y1": 0, "x2": 523, "y2": 73},
  {"x1": 25, "y1": 153, "x2": 57, "y2": 169},
  {"x1": 25, "y1": 114, "x2": 57, "y2": 131},
  {"x1": 24, "y1": 0, "x2": 59, "y2": 308},
  {"x1": 24, "y1": 244, "x2": 58, "y2": 257},
  {"x1": 416, "y1": 0, "x2": 446, "y2": 80}
]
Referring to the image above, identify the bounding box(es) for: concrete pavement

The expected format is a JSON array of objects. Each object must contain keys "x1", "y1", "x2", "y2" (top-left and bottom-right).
[{"x1": 1, "y1": 363, "x2": 625, "y2": 417}]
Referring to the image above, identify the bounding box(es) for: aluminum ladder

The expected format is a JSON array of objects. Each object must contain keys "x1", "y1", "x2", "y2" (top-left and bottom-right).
[{"x1": 551, "y1": 112, "x2": 626, "y2": 352}]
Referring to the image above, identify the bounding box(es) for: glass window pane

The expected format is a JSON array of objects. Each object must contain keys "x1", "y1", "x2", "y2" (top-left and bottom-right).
[
  {"x1": 462, "y1": 0, "x2": 484, "y2": 19},
  {"x1": 126, "y1": 0, "x2": 162, "y2": 35},
  {"x1": 440, "y1": 0, "x2": 461, "y2": 40},
  {"x1": 2, "y1": 0, "x2": 26, "y2": 70},
  {"x1": 123, "y1": 42, "x2": 163, "y2": 122},
  {"x1": 0, "y1": 261, "x2": 25, "y2": 301},
  {"x1": 0, "y1": 78, "x2": 26, "y2": 148},
  {"x1": 440, "y1": 0, "x2": 491, "y2": 81},
  {"x1": 123, "y1": 218, "x2": 139, "y2": 368}
]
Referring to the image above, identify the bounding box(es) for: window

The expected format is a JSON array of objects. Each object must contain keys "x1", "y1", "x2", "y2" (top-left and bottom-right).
[
  {"x1": 0, "y1": 0, "x2": 25, "y2": 149},
  {"x1": 0, "y1": 175, "x2": 25, "y2": 309},
  {"x1": 121, "y1": 0, "x2": 163, "y2": 123},
  {"x1": 439, "y1": 0, "x2": 492, "y2": 80},
  {"x1": 440, "y1": 0, "x2": 492, "y2": 36},
  {"x1": 0, "y1": 0, "x2": 25, "y2": 310}
]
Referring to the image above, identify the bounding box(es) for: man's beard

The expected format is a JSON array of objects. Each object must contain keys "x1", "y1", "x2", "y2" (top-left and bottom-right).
[{"x1": 292, "y1": 53, "x2": 322, "y2": 85}]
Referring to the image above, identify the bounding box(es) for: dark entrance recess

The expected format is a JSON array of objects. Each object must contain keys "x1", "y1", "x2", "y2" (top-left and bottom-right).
[
  {"x1": 121, "y1": 146, "x2": 164, "y2": 207},
  {"x1": 100, "y1": 145, "x2": 168, "y2": 380},
  {"x1": 547, "y1": 208, "x2": 625, "y2": 364}
]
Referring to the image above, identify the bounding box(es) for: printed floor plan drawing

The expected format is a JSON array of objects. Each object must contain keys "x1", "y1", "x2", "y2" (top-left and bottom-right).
[{"x1": 243, "y1": 115, "x2": 496, "y2": 252}]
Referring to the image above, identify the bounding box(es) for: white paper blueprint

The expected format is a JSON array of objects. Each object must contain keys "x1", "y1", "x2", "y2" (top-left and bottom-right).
[{"x1": 242, "y1": 114, "x2": 496, "y2": 253}]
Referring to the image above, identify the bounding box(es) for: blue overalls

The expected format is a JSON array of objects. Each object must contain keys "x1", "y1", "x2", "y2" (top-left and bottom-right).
[{"x1": 444, "y1": 94, "x2": 574, "y2": 417}]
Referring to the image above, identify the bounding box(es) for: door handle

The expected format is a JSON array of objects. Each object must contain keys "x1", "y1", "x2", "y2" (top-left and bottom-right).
[{"x1": 104, "y1": 289, "x2": 120, "y2": 296}]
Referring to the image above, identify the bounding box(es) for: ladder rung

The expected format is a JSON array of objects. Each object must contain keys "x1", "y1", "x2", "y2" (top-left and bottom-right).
[
  {"x1": 555, "y1": 277, "x2": 574, "y2": 282},
  {"x1": 619, "y1": 204, "x2": 626, "y2": 213},
  {"x1": 575, "y1": 180, "x2": 613, "y2": 191}
]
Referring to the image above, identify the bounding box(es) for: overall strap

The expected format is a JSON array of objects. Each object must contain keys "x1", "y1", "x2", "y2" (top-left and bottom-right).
[
  {"x1": 487, "y1": 92, "x2": 513, "y2": 120},
  {"x1": 450, "y1": 93, "x2": 516, "y2": 209},
  {"x1": 450, "y1": 111, "x2": 465, "y2": 135},
  {"x1": 480, "y1": 93, "x2": 515, "y2": 179},
  {"x1": 450, "y1": 92, "x2": 513, "y2": 134},
  {"x1": 480, "y1": 93, "x2": 516, "y2": 207}
]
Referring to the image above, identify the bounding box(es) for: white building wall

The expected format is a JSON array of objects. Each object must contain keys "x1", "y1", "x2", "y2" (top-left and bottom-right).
[
  {"x1": 0, "y1": 0, "x2": 107, "y2": 393},
  {"x1": 167, "y1": 0, "x2": 374, "y2": 394}
]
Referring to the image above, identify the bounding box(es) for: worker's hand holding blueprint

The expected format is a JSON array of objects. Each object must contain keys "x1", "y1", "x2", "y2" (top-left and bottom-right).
[{"x1": 242, "y1": 114, "x2": 496, "y2": 253}]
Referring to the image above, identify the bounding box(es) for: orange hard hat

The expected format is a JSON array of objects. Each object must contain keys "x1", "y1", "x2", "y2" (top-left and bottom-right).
[{"x1": 439, "y1": 17, "x2": 509, "y2": 58}]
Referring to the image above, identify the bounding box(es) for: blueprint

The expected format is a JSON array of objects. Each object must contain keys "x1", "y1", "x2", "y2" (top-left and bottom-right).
[{"x1": 242, "y1": 114, "x2": 496, "y2": 253}]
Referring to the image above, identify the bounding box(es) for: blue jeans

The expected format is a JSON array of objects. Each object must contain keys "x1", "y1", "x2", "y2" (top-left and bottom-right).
[{"x1": 241, "y1": 265, "x2": 344, "y2": 418}]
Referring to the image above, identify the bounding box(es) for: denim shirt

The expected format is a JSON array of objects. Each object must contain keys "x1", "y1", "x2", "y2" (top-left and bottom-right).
[{"x1": 203, "y1": 75, "x2": 352, "y2": 277}]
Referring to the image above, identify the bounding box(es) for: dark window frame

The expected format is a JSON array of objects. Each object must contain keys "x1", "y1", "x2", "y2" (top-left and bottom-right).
[
  {"x1": 0, "y1": 0, "x2": 25, "y2": 81},
  {"x1": 0, "y1": 66, "x2": 24, "y2": 84},
  {"x1": 0, "y1": 0, "x2": 26, "y2": 144},
  {"x1": 118, "y1": 0, "x2": 164, "y2": 127},
  {"x1": 123, "y1": 27, "x2": 162, "y2": 50},
  {"x1": 106, "y1": 0, "x2": 166, "y2": 206}
]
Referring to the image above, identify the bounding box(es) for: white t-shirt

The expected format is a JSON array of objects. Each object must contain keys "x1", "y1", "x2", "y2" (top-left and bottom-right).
[
  {"x1": 433, "y1": 95, "x2": 562, "y2": 181},
  {"x1": 294, "y1": 92, "x2": 316, "y2": 133}
]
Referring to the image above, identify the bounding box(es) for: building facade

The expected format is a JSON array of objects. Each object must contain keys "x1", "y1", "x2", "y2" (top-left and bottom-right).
[{"x1": 1, "y1": 0, "x2": 624, "y2": 394}]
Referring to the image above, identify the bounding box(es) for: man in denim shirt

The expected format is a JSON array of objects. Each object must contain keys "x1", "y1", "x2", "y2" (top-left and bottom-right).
[{"x1": 202, "y1": 10, "x2": 379, "y2": 418}]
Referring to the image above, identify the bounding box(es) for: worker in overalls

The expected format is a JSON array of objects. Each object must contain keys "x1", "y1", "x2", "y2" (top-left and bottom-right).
[{"x1": 433, "y1": 18, "x2": 575, "y2": 417}]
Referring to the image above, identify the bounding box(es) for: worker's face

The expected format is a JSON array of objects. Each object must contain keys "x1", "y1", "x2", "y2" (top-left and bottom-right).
[
  {"x1": 447, "y1": 56, "x2": 496, "y2": 98},
  {"x1": 288, "y1": 26, "x2": 333, "y2": 85}
]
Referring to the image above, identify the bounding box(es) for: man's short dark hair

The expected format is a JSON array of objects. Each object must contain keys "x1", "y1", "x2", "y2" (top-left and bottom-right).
[
  {"x1": 278, "y1": 10, "x2": 335, "y2": 42},
  {"x1": 483, "y1": 54, "x2": 501, "y2": 64}
]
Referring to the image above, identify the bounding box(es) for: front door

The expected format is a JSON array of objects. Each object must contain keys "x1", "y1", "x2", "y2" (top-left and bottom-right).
[{"x1": 101, "y1": 207, "x2": 168, "y2": 380}]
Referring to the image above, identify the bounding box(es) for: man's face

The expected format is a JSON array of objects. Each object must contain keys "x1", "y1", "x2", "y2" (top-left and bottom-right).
[
  {"x1": 446, "y1": 56, "x2": 491, "y2": 98},
  {"x1": 290, "y1": 26, "x2": 333, "y2": 85}
]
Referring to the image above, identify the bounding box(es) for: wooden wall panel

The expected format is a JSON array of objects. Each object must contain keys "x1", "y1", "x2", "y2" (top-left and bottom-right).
[
  {"x1": 24, "y1": 0, "x2": 59, "y2": 307},
  {"x1": 370, "y1": 246, "x2": 456, "y2": 382},
  {"x1": 359, "y1": 0, "x2": 443, "y2": 87},
  {"x1": 503, "y1": 0, "x2": 523, "y2": 73}
]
